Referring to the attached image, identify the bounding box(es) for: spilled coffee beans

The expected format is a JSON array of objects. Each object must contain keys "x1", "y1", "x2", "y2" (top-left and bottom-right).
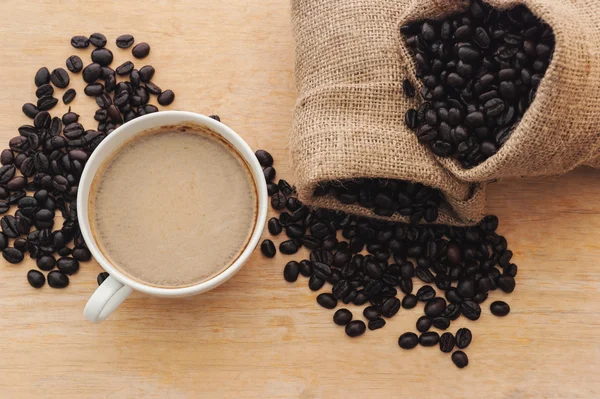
[
  {"x1": 5, "y1": 34, "x2": 176, "y2": 288},
  {"x1": 259, "y1": 149, "x2": 515, "y2": 369}
]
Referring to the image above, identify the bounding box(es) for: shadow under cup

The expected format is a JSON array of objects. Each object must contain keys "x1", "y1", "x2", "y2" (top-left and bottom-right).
[{"x1": 78, "y1": 112, "x2": 268, "y2": 296}]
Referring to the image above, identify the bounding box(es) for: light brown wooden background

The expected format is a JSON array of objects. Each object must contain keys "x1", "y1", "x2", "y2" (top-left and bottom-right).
[{"x1": 0, "y1": 1, "x2": 598, "y2": 398}]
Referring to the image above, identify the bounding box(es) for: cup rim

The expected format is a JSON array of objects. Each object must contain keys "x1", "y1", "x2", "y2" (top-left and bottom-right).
[{"x1": 77, "y1": 111, "x2": 268, "y2": 297}]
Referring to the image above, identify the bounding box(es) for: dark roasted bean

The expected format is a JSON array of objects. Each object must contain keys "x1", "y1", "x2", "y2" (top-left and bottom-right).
[
  {"x1": 402, "y1": 294, "x2": 418, "y2": 309},
  {"x1": 47, "y1": 270, "x2": 69, "y2": 288},
  {"x1": 260, "y1": 239, "x2": 276, "y2": 258},
  {"x1": 490, "y1": 300, "x2": 510, "y2": 316},
  {"x1": 283, "y1": 261, "x2": 300, "y2": 282},
  {"x1": 452, "y1": 351, "x2": 469, "y2": 368},
  {"x1": 116, "y1": 34, "x2": 135, "y2": 48},
  {"x1": 419, "y1": 331, "x2": 440, "y2": 347},
  {"x1": 333, "y1": 308, "x2": 353, "y2": 326},
  {"x1": 368, "y1": 318, "x2": 386, "y2": 330},
  {"x1": 132, "y1": 42, "x2": 150, "y2": 58},
  {"x1": 27, "y1": 269, "x2": 46, "y2": 288},
  {"x1": 440, "y1": 332, "x2": 455, "y2": 353},
  {"x1": 416, "y1": 316, "x2": 432, "y2": 333},
  {"x1": 398, "y1": 332, "x2": 419, "y2": 349},
  {"x1": 3, "y1": 247, "x2": 24, "y2": 263},
  {"x1": 62, "y1": 89, "x2": 76, "y2": 104},
  {"x1": 89, "y1": 32, "x2": 107, "y2": 48},
  {"x1": 317, "y1": 293, "x2": 337, "y2": 309}
]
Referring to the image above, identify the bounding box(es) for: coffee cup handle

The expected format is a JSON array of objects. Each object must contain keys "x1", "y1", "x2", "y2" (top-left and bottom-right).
[{"x1": 83, "y1": 275, "x2": 134, "y2": 323}]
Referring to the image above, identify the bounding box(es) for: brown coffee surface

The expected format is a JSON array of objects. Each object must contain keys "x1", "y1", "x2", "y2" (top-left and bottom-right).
[{"x1": 89, "y1": 124, "x2": 257, "y2": 288}]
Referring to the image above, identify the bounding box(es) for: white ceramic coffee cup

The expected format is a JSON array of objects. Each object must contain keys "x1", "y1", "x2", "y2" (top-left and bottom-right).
[{"x1": 79, "y1": 111, "x2": 268, "y2": 323}]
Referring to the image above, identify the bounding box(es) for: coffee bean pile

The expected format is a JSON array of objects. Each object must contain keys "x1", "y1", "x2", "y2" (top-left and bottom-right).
[
  {"x1": 314, "y1": 179, "x2": 445, "y2": 224},
  {"x1": 3, "y1": 33, "x2": 176, "y2": 289},
  {"x1": 402, "y1": 0, "x2": 555, "y2": 168},
  {"x1": 258, "y1": 149, "x2": 514, "y2": 368}
]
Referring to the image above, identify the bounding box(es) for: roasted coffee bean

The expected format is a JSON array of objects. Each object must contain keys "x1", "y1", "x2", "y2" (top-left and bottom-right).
[
  {"x1": 283, "y1": 261, "x2": 300, "y2": 282},
  {"x1": 498, "y1": 275, "x2": 516, "y2": 293},
  {"x1": 415, "y1": 266, "x2": 435, "y2": 283},
  {"x1": 132, "y1": 42, "x2": 150, "y2": 58},
  {"x1": 145, "y1": 81, "x2": 162, "y2": 95},
  {"x1": 66, "y1": 55, "x2": 84, "y2": 73},
  {"x1": 461, "y1": 300, "x2": 481, "y2": 321},
  {"x1": 89, "y1": 32, "x2": 107, "y2": 48},
  {"x1": 271, "y1": 192, "x2": 286, "y2": 210},
  {"x1": 368, "y1": 318, "x2": 386, "y2": 330},
  {"x1": 27, "y1": 269, "x2": 46, "y2": 288},
  {"x1": 317, "y1": 293, "x2": 337, "y2": 309},
  {"x1": 138, "y1": 65, "x2": 155, "y2": 82},
  {"x1": 8, "y1": 190, "x2": 26, "y2": 205},
  {"x1": 452, "y1": 351, "x2": 469, "y2": 368},
  {"x1": 143, "y1": 104, "x2": 158, "y2": 114},
  {"x1": 333, "y1": 308, "x2": 353, "y2": 326},
  {"x1": 402, "y1": 294, "x2": 418, "y2": 309},
  {"x1": 457, "y1": 278, "x2": 476, "y2": 298},
  {"x1": 0, "y1": 200, "x2": 9, "y2": 214},
  {"x1": 36, "y1": 84, "x2": 54, "y2": 98},
  {"x1": 263, "y1": 166, "x2": 276, "y2": 182},
  {"x1": 0, "y1": 232, "x2": 6, "y2": 250},
  {"x1": 71, "y1": 35, "x2": 89, "y2": 48},
  {"x1": 34, "y1": 67, "x2": 50, "y2": 87},
  {"x1": 260, "y1": 239, "x2": 276, "y2": 257},
  {"x1": 345, "y1": 320, "x2": 366, "y2": 337},
  {"x1": 403, "y1": 79, "x2": 416, "y2": 97},
  {"x1": 417, "y1": 285, "x2": 436, "y2": 302},
  {"x1": 48, "y1": 68, "x2": 69, "y2": 90},
  {"x1": 115, "y1": 61, "x2": 135, "y2": 76},
  {"x1": 439, "y1": 332, "x2": 455, "y2": 353},
  {"x1": 62, "y1": 111, "x2": 79, "y2": 125},
  {"x1": 47, "y1": 270, "x2": 69, "y2": 288},
  {"x1": 362, "y1": 306, "x2": 381, "y2": 321},
  {"x1": 7, "y1": 176, "x2": 27, "y2": 191},
  {"x1": 84, "y1": 83, "x2": 104, "y2": 97},
  {"x1": 0, "y1": 164, "x2": 16, "y2": 184},
  {"x1": 116, "y1": 34, "x2": 135, "y2": 48},
  {"x1": 22, "y1": 103, "x2": 39, "y2": 119},
  {"x1": 36, "y1": 255, "x2": 56, "y2": 271},
  {"x1": 490, "y1": 300, "x2": 510, "y2": 316},
  {"x1": 255, "y1": 150, "x2": 273, "y2": 167},
  {"x1": 331, "y1": 279, "x2": 351, "y2": 299},
  {"x1": 95, "y1": 92, "x2": 112, "y2": 109},
  {"x1": 56, "y1": 257, "x2": 79, "y2": 275},
  {"x1": 91, "y1": 48, "x2": 114, "y2": 66},
  {"x1": 157, "y1": 90, "x2": 175, "y2": 106},
  {"x1": 308, "y1": 274, "x2": 325, "y2": 291},
  {"x1": 267, "y1": 217, "x2": 282, "y2": 235},
  {"x1": 398, "y1": 332, "x2": 419, "y2": 349},
  {"x1": 97, "y1": 272, "x2": 110, "y2": 285},
  {"x1": 455, "y1": 327, "x2": 472, "y2": 349},
  {"x1": 416, "y1": 316, "x2": 432, "y2": 333},
  {"x1": 425, "y1": 297, "x2": 446, "y2": 318},
  {"x1": 298, "y1": 260, "x2": 313, "y2": 277},
  {"x1": 432, "y1": 316, "x2": 450, "y2": 330},
  {"x1": 83, "y1": 63, "x2": 102, "y2": 83},
  {"x1": 37, "y1": 96, "x2": 58, "y2": 111},
  {"x1": 419, "y1": 331, "x2": 440, "y2": 347},
  {"x1": 3, "y1": 247, "x2": 24, "y2": 263},
  {"x1": 381, "y1": 297, "x2": 401, "y2": 318},
  {"x1": 62, "y1": 89, "x2": 76, "y2": 105}
]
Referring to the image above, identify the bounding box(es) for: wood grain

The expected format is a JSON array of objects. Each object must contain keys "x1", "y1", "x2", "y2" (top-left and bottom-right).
[{"x1": 0, "y1": 1, "x2": 598, "y2": 398}]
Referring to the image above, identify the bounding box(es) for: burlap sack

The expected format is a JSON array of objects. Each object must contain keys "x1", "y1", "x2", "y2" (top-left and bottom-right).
[
  {"x1": 291, "y1": 0, "x2": 486, "y2": 226},
  {"x1": 290, "y1": 0, "x2": 599, "y2": 225}
]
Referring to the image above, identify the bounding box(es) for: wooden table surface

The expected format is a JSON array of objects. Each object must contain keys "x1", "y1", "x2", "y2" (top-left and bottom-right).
[{"x1": 0, "y1": 1, "x2": 599, "y2": 398}]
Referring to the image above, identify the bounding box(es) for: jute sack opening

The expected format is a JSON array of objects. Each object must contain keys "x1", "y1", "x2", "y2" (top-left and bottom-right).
[
  {"x1": 291, "y1": 0, "x2": 486, "y2": 226},
  {"x1": 398, "y1": 0, "x2": 600, "y2": 182},
  {"x1": 290, "y1": 0, "x2": 599, "y2": 226}
]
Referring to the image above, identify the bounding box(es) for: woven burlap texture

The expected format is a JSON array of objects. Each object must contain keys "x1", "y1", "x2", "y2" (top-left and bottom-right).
[
  {"x1": 291, "y1": 0, "x2": 485, "y2": 226},
  {"x1": 291, "y1": 0, "x2": 599, "y2": 226}
]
